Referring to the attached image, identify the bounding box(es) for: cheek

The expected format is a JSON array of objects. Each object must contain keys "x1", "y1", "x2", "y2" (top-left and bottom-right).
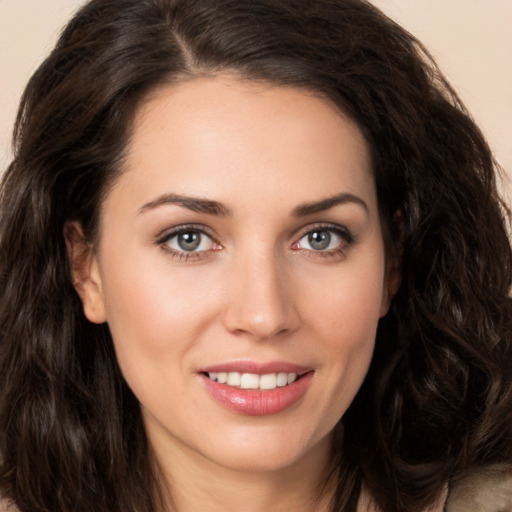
[
  {"x1": 302, "y1": 266, "x2": 382, "y2": 426},
  {"x1": 304, "y1": 256, "x2": 386, "y2": 347},
  {"x1": 297, "y1": 252, "x2": 385, "y2": 414},
  {"x1": 102, "y1": 247, "x2": 214, "y2": 328},
  {"x1": 97, "y1": 246, "x2": 224, "y2": 383}
]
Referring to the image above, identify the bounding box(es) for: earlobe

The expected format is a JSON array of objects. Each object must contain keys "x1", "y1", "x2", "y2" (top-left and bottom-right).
[
  {"x1": 380, "y1": 211, "x2": 403, "y2": 317},
  {"x1": 380, "y1": 265, "x2": 401, "y2": 317},
  {"x1": 64, "y1": 222, "x2": 107, "y2": 324}
]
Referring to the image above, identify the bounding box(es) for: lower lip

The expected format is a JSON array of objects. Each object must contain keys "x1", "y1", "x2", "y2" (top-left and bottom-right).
[{"x1": 200, "y1": 372, "x2": 313, "y2": 416}]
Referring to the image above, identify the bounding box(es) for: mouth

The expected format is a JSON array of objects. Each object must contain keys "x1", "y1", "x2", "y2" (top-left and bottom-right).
[
  {"x1": 204, "y1": 371, "x2": 300, "y2": 391},
  {"x1": 199, "y1": 363, "x2": 314, "y2": 416}
]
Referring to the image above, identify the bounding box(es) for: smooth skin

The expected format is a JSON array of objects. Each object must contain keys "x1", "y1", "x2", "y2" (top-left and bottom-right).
[{"x1": 69, "y1": 77, "x2": 399, "y2": 511}]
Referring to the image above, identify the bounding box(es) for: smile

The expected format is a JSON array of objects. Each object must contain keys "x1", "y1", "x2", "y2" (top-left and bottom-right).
[
  {"x1": 207, "y1": 371, "x2": 298, "y2": 391},
  {"x1": 200, "y1": 366, "x2": 313, "y2": 416}
]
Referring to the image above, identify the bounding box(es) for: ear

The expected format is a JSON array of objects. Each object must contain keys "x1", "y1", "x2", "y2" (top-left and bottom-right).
[
  {"x1": 64, "y1": 222, "x2": 107, "y2": 324},
  {"x1": 380, "y1": 261, "x2": 401, "y2": 317},
  {"x1": 380, "y1": 210, "x2": 403, "y2": 317}
]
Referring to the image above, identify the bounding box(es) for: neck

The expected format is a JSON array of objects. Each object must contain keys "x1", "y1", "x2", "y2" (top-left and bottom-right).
[{"x1": 151, "y1": 432, "x2": 336, "y2": 512}]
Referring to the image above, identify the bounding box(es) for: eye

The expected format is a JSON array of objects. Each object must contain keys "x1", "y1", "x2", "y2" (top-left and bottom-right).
[
  {"x1": 158, "y1": 226, "x2": 221, "y2": 256},
  {"x1": 292, "y1": 226, "x2": 352, "y2": 253}
]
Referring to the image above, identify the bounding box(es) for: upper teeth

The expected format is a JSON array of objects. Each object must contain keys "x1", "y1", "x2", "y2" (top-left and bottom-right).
[{"x1": 208, "y1": 372, "x2": 298, "y2": 390}]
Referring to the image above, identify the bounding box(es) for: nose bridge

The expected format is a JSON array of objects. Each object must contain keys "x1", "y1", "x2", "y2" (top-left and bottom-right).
[{"x1": 222, "y1": 241, "x2": 296, "y2": 339}]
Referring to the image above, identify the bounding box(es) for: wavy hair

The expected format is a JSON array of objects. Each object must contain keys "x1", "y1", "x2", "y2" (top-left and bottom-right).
[{"x1": 1, "y1": 1, "x2": 511, "y2": 511}]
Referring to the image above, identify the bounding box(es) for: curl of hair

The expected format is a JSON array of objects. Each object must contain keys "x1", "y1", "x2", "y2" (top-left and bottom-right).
[{"x1": 1, "y1": 1, "x2": 511, "y2": 511}]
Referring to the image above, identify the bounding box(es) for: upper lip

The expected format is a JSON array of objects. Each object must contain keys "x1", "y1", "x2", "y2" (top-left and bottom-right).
[{"x1": 199, "y1": 361, "x2": 313, "y2": 376}]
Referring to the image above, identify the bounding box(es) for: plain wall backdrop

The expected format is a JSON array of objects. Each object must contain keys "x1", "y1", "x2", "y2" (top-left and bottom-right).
[{"x1": 0, "y1": 0, "x2": 511, "y2": 199}]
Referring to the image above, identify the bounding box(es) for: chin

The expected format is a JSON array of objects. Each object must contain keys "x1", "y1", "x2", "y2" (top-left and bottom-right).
[{"x1": 200, "y1": 426, "x2": 331, "y2": 474}]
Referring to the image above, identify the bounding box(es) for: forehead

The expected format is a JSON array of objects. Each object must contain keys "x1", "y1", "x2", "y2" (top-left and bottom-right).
[{"x1": 113, "y1": 76, "x2": 375, "y2": 216}]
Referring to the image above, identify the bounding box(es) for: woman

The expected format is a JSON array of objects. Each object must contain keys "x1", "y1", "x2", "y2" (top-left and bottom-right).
[{"x1": 0, "y1": 0, "x2": 511, "y2": 511}]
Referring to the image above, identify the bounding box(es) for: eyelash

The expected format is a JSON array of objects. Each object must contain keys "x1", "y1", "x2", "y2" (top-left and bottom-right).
[
  {"x1": 156, "y1": 223, "x2": 355, "y2": 262},
  {"x1": 292, "y1": 224, "x2": 355, "y2": 258},
  {"x1": 157, "y1": 224, "x2": 221, "y2": 262}
]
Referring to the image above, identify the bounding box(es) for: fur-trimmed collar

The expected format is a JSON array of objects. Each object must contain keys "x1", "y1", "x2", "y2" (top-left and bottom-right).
[
  {"x1": 445, "y1": 464, "x2": 512, "y2": 512},
  {"x1": 358, "y1": 464, "x2": 512, "y2": 512}
]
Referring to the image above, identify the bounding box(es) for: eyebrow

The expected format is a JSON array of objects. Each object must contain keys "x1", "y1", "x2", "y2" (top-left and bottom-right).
[
  {"x1": 138, "y1": 191, "x2": 368, "y2": 217},
  {"x1": 292, "y1": 192, "x2": 369, "y2": 217},
  {"x1": 138, "y1": 193, "x2": 230, "y2": 216}
]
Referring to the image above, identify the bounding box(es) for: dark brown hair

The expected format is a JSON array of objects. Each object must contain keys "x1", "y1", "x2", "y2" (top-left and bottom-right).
[{"x1": 1, "y1": 1, "x2": 511, "y2": 511}]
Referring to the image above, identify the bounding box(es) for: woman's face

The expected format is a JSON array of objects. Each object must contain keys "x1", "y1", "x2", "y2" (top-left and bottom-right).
[{"x1": 77, "y1": 77, "x2": 396, "y2": 474}]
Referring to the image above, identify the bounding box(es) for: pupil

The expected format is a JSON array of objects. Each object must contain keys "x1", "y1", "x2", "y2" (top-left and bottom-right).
[
  {"x1": 308, "y1": 231, "x2": 331, "y2": 250},
  {"x1": 178, "y1": 232, "x2": 201, "y2": 251}
]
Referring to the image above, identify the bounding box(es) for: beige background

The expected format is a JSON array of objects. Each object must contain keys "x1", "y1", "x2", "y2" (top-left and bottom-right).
[{"x1": 1, "y1": 0, "x2": 511, "y2": 199}]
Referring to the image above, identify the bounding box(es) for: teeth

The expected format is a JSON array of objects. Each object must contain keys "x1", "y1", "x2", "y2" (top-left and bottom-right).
[
  {"x1": 226, "y1": 372, "x2": 241, "y2": 386},
  {"x1": 287, "y1": 372, "x2": 297, "y2": 385},
  {"x1": 259, "y1": 373, "x2": 277, "y2": 390},
  {"x1": 276, "y1": 372, "x2": 288, "y2": 387},
  {"x1": 207, "y1": 371, "x2": 299, "y2": 390},
  {"x1": 240, "y1": 373, "x2": 260, "y2": 389}
]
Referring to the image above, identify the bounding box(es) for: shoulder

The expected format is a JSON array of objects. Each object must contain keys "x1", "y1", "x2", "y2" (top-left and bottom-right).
[{"x1": 446, "y1": 463, "x2": 512, "y2": 512}]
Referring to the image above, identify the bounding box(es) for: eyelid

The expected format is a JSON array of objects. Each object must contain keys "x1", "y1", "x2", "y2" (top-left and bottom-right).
[
  {"x1": 155, "y1": 222, "x2": 355, "y2": 262},
  {"x1": 291, "y1": 223, "x2": 355, "y2": 254},
  {"x1": 294, "y1": 223, "x2": 354, "y2": 243},
  {"x1": 156, "y1": 223, "x2": 218, "y2": 245},
  {"x1": 156, "y1": 223, "x2": 222, "y2": 261}
]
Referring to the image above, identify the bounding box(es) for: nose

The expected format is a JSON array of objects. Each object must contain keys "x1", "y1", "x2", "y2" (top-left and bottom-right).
[{"x1": 222, "y1": 250, "x2": 299, "y2": 340}]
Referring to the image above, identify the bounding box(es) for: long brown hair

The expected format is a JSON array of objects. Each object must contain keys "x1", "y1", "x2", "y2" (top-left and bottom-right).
[{"x1": 1, "y1": 1, "x2": 511, "y2": 511}]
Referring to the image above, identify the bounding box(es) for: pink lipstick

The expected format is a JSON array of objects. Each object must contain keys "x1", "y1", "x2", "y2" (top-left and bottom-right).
[{"x1": 198, "y1": 361, "x2": 313, "y2": 416}]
